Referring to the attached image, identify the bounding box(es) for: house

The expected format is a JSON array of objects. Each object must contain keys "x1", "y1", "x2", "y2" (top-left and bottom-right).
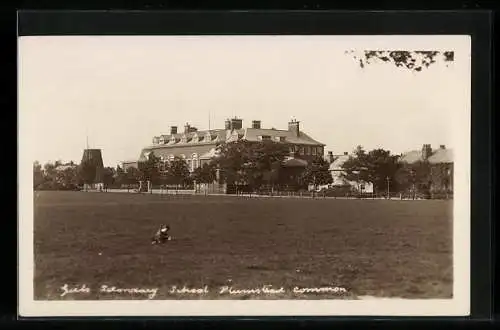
[
  {"x1": 326, "y1": 151, "x2": 374, "y2": 193},
  {"x1": 124, "y1": 118, "x2": 326, "y2": 174},
  {"x1": 399, "y1": 144, "x2": 453, "y2": 196}
]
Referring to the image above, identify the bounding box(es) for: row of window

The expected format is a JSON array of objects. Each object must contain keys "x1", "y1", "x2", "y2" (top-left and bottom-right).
[
  {"x1": 154, "y1": 134, "x2": 217, "y2": 145},
  {"x1": 289, "y1": 145, "x2": 324, "y2": 156},
  {"x1": 156, "y1": 154, "x2": 200, "y2": 172}
]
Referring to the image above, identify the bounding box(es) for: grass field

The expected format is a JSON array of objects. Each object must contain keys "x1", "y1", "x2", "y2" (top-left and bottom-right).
[{"x1": 33, "y1": 191, "x2": 453, "y2": 300}]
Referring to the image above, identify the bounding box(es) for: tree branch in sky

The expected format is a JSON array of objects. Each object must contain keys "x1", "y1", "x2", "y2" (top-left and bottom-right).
[{"x1": 345, "y1": 50, "x2": 455, "y2": 72}]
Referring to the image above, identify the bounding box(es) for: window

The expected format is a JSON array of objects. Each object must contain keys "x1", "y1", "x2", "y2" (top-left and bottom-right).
[
  {"x1": 312, "y1": 147, "x2": 317, "y2": 155},
  {"x1": 299, "y1": 146, "x2": 305, "y2": 155},
  {"x1": 260, "y1": 135, "x2": 271, "y2": 141},
  {"x1": 192, "y1": 154, "x2": 199, "y2": 171}
]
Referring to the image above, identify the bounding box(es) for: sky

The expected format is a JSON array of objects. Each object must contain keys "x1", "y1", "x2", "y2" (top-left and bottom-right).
[{"x1": 18, "y1": 35, "x2": 470, "y2": 167}]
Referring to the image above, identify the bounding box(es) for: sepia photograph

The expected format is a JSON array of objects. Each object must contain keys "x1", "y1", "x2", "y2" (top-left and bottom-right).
[{"x1": 18, "y1": 34, "x2": 471, "y2": 317}]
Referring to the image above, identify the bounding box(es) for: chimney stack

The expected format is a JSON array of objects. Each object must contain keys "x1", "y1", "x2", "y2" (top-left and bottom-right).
[
  {"x1": 252, "y1": 120, "x2": 261, "y2": 129},
  {"x1": 422, "y1": 144, "x2": 433, "y2": 160},
  {"x1": 224, "y1": 119, "x2": 231, "y2": 130},
  {"x1": 344, "y1": 152, "x2": 348, "y2": 155},
  {"x1": 184, "y1": 123, "x2": 191, "y2": 134},
  {"x1": 327, "y1": 151, "x2": 334, "y2": 163},
  {"x1": 230, "y1": 117, "x2": 243, "y2": 130},
  {"x1": 170, "y1": 126, "x2": 177, "y2": 135},
  {"x1": 288, "y1": 119, "x2": 300, "y2": 137}
]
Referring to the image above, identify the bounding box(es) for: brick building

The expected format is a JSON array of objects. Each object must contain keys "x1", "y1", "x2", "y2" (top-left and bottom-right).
[
  {"x1": 399, "y1": 144, "x2": 454, "y2": 196},
  {"x1": 122, "y1": 118, "x2": 325, "y2": 174}
]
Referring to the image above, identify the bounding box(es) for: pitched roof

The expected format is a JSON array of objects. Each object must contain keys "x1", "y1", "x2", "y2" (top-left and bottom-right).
[
  {"x1": 243, "y1": 128, "x2": 325, "y2": 146},
  {"x1": 400, "y1": 147, "x2": 453, "y2": 164},
  {"x1": 427, "y1": 148, "x2": 453, "y2": 163}
]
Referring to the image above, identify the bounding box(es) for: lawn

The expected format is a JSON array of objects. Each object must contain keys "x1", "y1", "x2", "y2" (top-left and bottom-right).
[{"x1": 33, "y1": 191, "x2": 453, "y2": 300}]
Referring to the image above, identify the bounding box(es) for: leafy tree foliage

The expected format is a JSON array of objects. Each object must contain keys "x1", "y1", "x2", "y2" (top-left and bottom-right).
[
  {"x1": 214, "y1": 140, "x2": 290, "y2": 189},
  {"x1": 165, "y1": 157, "x2": 191, "y2": 187},
  {"x1": 345, "y1": 50, "x2": 454, "y2": 72},
  {"x1": 102, "y1": 167, "x2": 116, "y2": 191},
  {"x1": 113, "y1": 165, "x2": 127, "y2": 188},
  {"x1": 125, "y1": 167, "x2": 141, "y2": 186},
  {"x1": 300, "y1": 156, "x2": 333, "y2": 187},
  {"x1": 137, "y1": 153, "x2": 161, "y2": 185},
  {"x1": 395, "y1": 160, "x2": 432, "y2": 197},
  {"x1": 78, "y1": 161, "x2": 97, "y2": 189},
  {"x1": 341, "y1": 146, "x2": 401, "y2": 193},
  {"x1": 33, "y1": 161, "x2": 45, "y2": 189},
  {"x1": 34, "y1": 160, "x2": 80, "y2": 190},
  {"x1": 191, "y1": 162, "x2": 217, "y2": 185}
]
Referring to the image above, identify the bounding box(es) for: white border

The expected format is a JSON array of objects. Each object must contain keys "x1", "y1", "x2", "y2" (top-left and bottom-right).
[{"x1": 18, "y1": 35, "x2": 471, "y2": 317}]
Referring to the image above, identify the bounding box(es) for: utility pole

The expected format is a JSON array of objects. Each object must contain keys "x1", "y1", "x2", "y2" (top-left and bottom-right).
[{"x1": 386, "y1": 176, "x2": 390, "y2": 199}]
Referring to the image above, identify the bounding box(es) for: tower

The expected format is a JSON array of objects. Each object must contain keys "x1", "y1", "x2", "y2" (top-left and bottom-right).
[{"x1": 80, "y1": 149, "x2": 105, "y2": 189}]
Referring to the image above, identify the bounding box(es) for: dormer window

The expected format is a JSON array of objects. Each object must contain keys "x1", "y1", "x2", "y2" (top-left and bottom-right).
[
  {"x1": 191, "y1": 133, "x2": 199, "y2": 143},
  {"x1": 169, "y1": 136, "x2": 177, "y2": 144},
  {"x1": 180, "y1": 134, "x2": 188, "y2": 143},
  {"x1": 274, "y1": 136, "x2": 286, "y2": 142},
  {"x1": 259, "y1": 135, "x2": 271, "y2": 141}
]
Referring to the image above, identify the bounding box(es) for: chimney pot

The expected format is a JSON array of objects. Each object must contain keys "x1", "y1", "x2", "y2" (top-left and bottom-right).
[
  {"x1": 170, "y1": 126, "x2": 177, "y2": 135},
  {"x1": 252, "y1": 120, "x2": 261, "y2": 129}
]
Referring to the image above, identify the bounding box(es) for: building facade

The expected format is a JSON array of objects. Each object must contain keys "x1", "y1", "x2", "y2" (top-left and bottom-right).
[
  {"x1": 399, "y1": 144, "x2": 453, "y2": 196},
  {"x1": 123, "y1": 118, "x2": 326, "y2": 174}
]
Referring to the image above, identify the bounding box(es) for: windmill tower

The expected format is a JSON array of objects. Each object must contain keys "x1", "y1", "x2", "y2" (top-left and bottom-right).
[{"x1": 80, "y1": 134, "x2": 105, "y2": 191}]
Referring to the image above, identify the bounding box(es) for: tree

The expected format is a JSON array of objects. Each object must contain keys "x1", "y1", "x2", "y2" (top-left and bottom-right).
[
  {"x1": 33, "y1": 161, "x2": 45, "y2": 190},
  {"x1": 114, "y1": 165, "x2": 127, "y2": 188},
  {"x1": 341, "y1": 146, "x2": 401, "y2": 194},
  {"x1": 345, "y1": 50, "x2": 454, "y2": 72},
  {"x1": 166, "y1": 157, "x2": 191, "y2": 188},
  {"x1": 78, "y1": 161, "x2": 97, "y2": 191},
  {"x1": 138, "y1": 153, "x2": 161, "y2": 190},
  {"x1": 55, "y1": 166, "x2": 79, "y2": 190},
  {"x1": 214, "y1": 140, "x2": 290, "y2": 190},
  {"x1": 214, "y1": 140, "x2": 254, "y2": 185},
  {"x1": 300, "y1": 156, "x2": 333, "y2": 188},
  {"x1": 396, "y1": 160, "x2": 432, "y2": 198},
  {"x1": 102, "y1": 167, "x2": 116, "y2": 192},
  {"x1": 125, "y1": 167, "x2": 140, "y2": 191},
  {"x1": 191, "y1": 162, "x2": 217, "y2": 185}
]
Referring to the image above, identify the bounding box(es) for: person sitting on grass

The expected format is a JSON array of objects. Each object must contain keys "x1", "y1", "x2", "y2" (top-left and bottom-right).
[{"x1": 151, "y1": 224, "x2": 172, "y2": 244}]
